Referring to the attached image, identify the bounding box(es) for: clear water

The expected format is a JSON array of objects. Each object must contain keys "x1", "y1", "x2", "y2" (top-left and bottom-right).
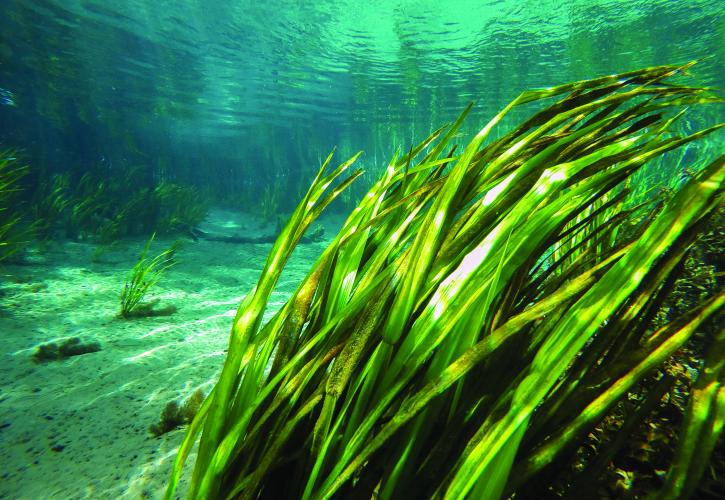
[
  {"x1": 0, "y1": 0, "x2": 722, "y2": 203},
  {"x1": 0, "y1": 2, "x2": 723, "y2": 498}
]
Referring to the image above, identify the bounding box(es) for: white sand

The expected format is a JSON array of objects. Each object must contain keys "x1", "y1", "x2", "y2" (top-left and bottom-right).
[{"x1": 0, "y1": 209, "x2": 340, "y2": 499}]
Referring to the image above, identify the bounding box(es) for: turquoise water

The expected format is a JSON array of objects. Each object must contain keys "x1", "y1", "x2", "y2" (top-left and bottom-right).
[
  {"x1": 0, "y1": 2, "x2": 723, "y2": 499},
  {"x1": 0, "y1": 0, "x2": 722, "y2": 204}
]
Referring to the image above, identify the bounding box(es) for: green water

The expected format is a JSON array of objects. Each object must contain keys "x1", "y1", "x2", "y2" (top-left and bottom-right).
[
  {"x1": 0, "y1": 0, "x2": 722, "y2": 203},
  {"x1": 0, "y1": 2, "x2": 723, "y2": 499}
]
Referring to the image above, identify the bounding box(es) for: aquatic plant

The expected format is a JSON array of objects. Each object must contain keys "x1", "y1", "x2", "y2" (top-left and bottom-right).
[
  {"x1": 119, "y1": 234, "x2": 179, "y2": 318},
  {"x1": 95, "y1": 180, "x2": 208, "y2": 241},
  {"x1": 165, "y1": 62, "x2": 724, "y2": 499},
  {"x1": 662, "y1": 326, "x2": 724, "y2": 498},
  {"x1": 26, "y1": 163, "x2": 209, "y2": 243},
  {"x1": 259, "y1": 179, "x2": 282, "y2": 225},
  {"x1": 31, "y1": 173, "x2": 71, "y2": 240},
  {"x1": 150, "y1": 389, "x2": 206, "y2": 437},
  {"x1": 0, "y1": 151, "x2": 31, "y2": 262},
  {"x1": 152, "y1": 182, "x2": 210, "y2": 232},
  {"x1": 64, "y1": 172, "x2": 114, "y2": 240},
  {"x1": 150, "y1": 401, "x2": 184, "y2": 437},
  {"x1": 32, "y1": 337, "x2": 102, "y2": 362}
]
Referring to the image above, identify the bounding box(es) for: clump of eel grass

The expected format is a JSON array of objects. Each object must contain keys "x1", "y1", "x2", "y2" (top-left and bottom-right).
[
  {"x1": 165, "y1": 62, "x2": 724, "y2": 500},
  {"x1": 0, "y1": 151, "x2": 32, "y2": 262},
  {"x1": 119, "y1": 234, "x2": 180, "y2": 318}
]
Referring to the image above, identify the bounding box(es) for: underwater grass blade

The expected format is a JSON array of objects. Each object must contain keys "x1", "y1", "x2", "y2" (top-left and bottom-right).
[
  {"x1": 514, "y1": 292, "x2": 725, "y2": 490},
  {"x1": 660, "y1": 323, "x2": 725, "y2": 499},
  {"x1": 168, "y1": 62, "x2": 725, "y2": 500},
  {"x1": 444, "y1": 155, "x2": 723, "y2": 498},
  {"x1": 119, "y1": 233, "x2": 178, "y2": 318},
  {"x1": 180, "y1": 153, "x2": 363, "y2": 499},
  {"x1": 0, "y1": 151, "x2": 32, "y2": 261}
]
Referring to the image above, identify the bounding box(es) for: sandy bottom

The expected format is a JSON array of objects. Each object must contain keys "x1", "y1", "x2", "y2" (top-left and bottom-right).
[{"x1": 0, "y1": 209, "x2": 340, "y2": 499}]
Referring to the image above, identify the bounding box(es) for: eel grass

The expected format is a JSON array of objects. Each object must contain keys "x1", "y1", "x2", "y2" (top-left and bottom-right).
[
  {"x1": 0, "y1": 151, "x2": 31, "y2": 261},
  {"x1": 166, "y1": 61, "x2": 724, "y2": 499},
  {"x1": 119, "y1": 233, "x2": 179, "y2": 318}
]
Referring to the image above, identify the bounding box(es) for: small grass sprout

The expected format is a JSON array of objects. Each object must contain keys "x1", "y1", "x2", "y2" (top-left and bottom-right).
[{"x1": 120, "y1": 233, "x2": 180, "y2": 318}]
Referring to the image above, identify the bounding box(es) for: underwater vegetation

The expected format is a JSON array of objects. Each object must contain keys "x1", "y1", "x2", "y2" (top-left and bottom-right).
[
  {"x1": 119, "y1": 234, "x2": 180, "y2": 318},
  {"x1": 0, "y1": 151, "x2": 32, "y2": 262},
  {"x1": 32, "y1": 337, "x2": 102, "y2": 363},
  {"x1": 260, "y1": 180, "x2": 282, "y2": 225},
  {"x1": 30, "y1": 166, "x2": 208, "y2": 243},
  {"x1": 165, "y1": 62, "x2": 723, "y2": 499},
  {"x1": 149, "y1": 389, "x2": 206, "y2": 437}
]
